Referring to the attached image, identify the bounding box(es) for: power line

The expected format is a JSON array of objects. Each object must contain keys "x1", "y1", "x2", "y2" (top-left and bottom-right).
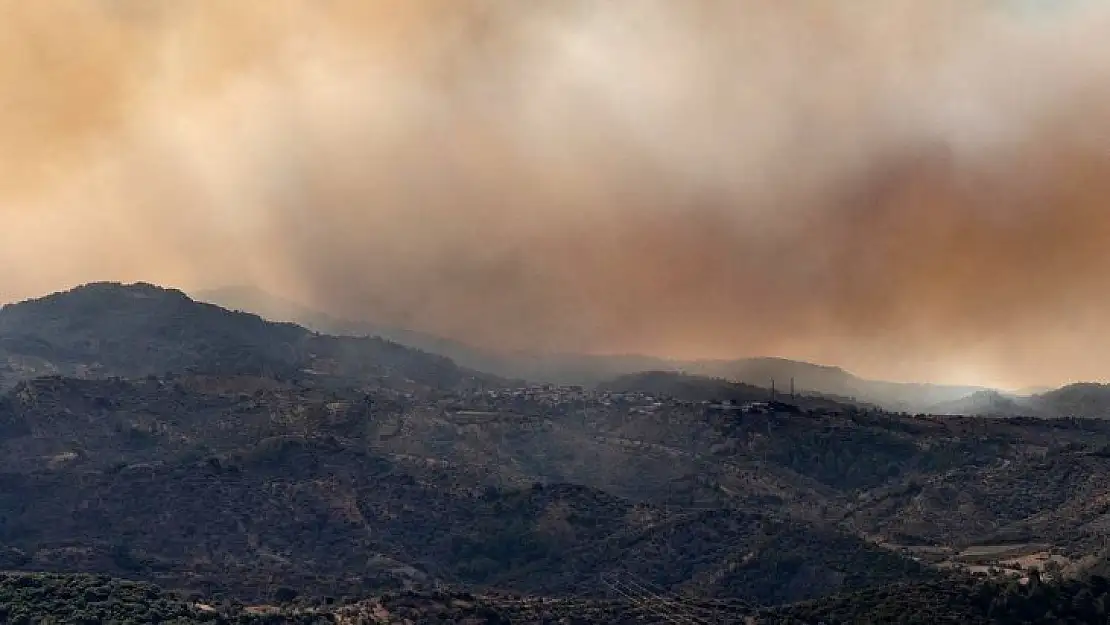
[
  {"x1": 614, "y1": 572, "x2": 714, "y2": 625},
  {"x1": 601, "y1": 572, "x2": 698, "y2": 625}
]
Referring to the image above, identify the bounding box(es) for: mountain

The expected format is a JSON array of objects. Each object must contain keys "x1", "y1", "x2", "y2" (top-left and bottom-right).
[
  {"x1": 6, "y1": 367, "x2": 1110, "y2": 607},
  {"x1": 680, "y1": 357, "x2": 988, "y2": 411},
  {"x1": 194, "y1": 285, "x2": 522, "y2": 375},
  {"x1": 194, "y1": 286, "x2": 988, "y2": 411},
  {"x1": 681, "y1": 356, "x2": 854, "y2": 394},
  {"x1": 926, "y1": 390, "x2": 1036, "y2": 416},
  {"x1": 930, "y1": 383, "x2": 1110, "y2": 418},
  {"x1": 0, "y1": 375, "x2": 939, "y2": 605},
  {"x1": 1034, "y1": 382, "x2": 1110, "y2": 418},
  {"x1": 0, "y1": 282, "x2": 504, "y2": 392},
  {"x1": 197, "y1": 287, "x2": 687, "y2": 388},
  {"x1": 9, "y1": 281, "x2": 1110, "y2": 620},
  {"x1": 194, "y1": 285, "x2": 453, "y2": 351},
  {"x1": 596, "y1": 370, "x2": 877, "y2": 415},
  {"x1": 597, "y1": 370, "x2": 771, "y2": 403}
]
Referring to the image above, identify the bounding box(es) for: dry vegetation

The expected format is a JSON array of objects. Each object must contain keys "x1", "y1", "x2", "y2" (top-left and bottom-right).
[{"x1": 2, "y1": 283, "x2": 1110, "y2": 622}]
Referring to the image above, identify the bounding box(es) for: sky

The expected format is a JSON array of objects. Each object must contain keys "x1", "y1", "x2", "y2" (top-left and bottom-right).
[{"x1": 1, "y1": 0, "x2": 1110, "y2": 389}]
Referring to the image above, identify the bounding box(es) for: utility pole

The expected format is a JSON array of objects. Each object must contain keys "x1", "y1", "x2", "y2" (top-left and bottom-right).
[
  {"x1": 790, "y1": 377, "x2": 795, "y2": 401},
  {"x1": 770, "y1": 378, "x2": 776, "y2": 401}
]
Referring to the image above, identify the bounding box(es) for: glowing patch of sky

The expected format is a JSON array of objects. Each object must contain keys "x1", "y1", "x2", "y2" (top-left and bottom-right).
[{"x1": 1006, "y1": 0, "x2": 1092, "y2": 17}]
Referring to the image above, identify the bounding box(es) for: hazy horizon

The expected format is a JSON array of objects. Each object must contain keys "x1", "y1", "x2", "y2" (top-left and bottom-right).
[
  {"x1": 3, "y1": 1, "x2": 1110, "y2": 389},
  {"x1": 0, "y1": 279, "x2": 1086, "y2": 392}
]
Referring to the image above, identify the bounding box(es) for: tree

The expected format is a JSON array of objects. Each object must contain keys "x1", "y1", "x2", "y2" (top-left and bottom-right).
[{"x1": 273, "y1": 586, "x2": 298, "y2": 604}]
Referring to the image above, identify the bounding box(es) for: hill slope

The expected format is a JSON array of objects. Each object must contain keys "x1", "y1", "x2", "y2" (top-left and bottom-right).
[
  {"x1": 1034, "y1": 382, "x2": 1110, "y2": 418},
  {"x1": 195, "y1": 285, "x2": 989, "y2": 411},
  {"x1": 931, "y1": 383, "x2": 1110, "y2": 418},
  {"x1": 5, "y1": 371, "x2": 1110, "y2": 606},
  {"x1": 0, "y1": 282, "x2": 502, "y2": 392},
  {"x1": 926, "y1": 390, "x2": 1035, "y2": 416},
  {"x1": 0, "y1": 412, "x2": 930, "y2": 604},
  {"x1": 8, "y1": 282, "x2": 1110, "y2": 619}
]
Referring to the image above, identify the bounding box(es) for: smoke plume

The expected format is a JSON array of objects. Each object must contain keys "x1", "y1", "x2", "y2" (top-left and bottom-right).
[{"x1": 2, "y1": 0, "x2": 1110, "y2": 388}]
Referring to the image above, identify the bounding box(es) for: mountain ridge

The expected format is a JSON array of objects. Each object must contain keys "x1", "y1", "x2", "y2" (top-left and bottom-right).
[
  {"x1": 925, "y1": 382, "x2": 1110, "y2": 418},
  {"x1": 4, "y1": 280, "x2": 1110, "y2": 621},
  {"x1": 0, "y1": 282, "x2": 505, "y2": 392},
  {"x1": 194, "y1": 285, "x2": 995, "y2": 410}
]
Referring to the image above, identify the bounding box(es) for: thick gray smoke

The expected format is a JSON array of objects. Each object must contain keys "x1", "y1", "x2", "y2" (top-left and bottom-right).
[{"x1": 2, "y1": 0, "x2": 1110, "y2": 388}]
